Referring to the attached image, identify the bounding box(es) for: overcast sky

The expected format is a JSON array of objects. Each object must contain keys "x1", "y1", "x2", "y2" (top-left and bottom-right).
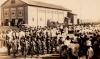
[{"x1": 0, "y1": 0, "x2": 100, "y2": 22}]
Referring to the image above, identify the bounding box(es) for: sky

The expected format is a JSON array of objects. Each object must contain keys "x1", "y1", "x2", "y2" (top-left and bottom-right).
[{"x1": 0, "y1": 0, "x2": 100, "y2": 22}]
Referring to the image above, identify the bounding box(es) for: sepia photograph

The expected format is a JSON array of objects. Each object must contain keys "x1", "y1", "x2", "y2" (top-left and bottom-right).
[{"x1": 0, "y1": 0, "x2": 100, "y2": 59}]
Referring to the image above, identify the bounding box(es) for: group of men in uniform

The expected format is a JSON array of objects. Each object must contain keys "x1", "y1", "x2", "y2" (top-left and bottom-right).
[{"x1": 4, "y1": 26, "x2": 68, "y2": 57}]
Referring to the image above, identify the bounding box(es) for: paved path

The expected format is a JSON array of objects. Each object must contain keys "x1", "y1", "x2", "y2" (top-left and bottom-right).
[{"x1": 0, "y1": 54, "x2": 59, "y2": 59}]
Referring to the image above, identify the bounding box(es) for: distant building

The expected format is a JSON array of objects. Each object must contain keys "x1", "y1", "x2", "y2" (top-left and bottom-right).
[{"x1": 1, "y1": 0, "x2": 72, "y2": 27}]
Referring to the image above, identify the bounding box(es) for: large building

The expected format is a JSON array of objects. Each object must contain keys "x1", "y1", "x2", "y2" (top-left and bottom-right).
[{"x1": 1, "y1": 0, "x2": 76, "y2": 27}]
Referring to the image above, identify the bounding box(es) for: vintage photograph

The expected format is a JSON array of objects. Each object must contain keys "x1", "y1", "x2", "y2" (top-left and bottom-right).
[{"x1": 0, "y1": 0, "x2": 100, "y2": 59}]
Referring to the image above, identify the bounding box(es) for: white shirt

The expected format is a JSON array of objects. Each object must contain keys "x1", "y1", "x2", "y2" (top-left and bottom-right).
[
  {"x1": 86, "y1": 40, "x2": 92, "y2": 46},
  {"x1": 7, "y1": 31, "x2": 13, "y2": 38},
  {"x1": 87, "y1": 47, "x2": 94, "y2": 58},
  {"x1": 65, "y1": 27, "x2": 68, "y2": 34},
  {"x1": 51, "y1": 28, "x2": 57, "y2": 37},
  {"x1": 19, "y1": 31, "x2": 25, "y2": 38},
  {"x1": 64, "y1": 39, "x2": 71, "y2": 48},
  {"x1": 16, "y1": 32, "x2": 19, "y2": 37},
  {"x1": 70, "y1": 43, "x2": 79, "y2": 56}
]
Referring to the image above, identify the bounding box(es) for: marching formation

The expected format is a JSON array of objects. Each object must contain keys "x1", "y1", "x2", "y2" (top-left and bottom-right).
[{"x1": 3, "y1": 26, "x2": 68, "y2": 58}]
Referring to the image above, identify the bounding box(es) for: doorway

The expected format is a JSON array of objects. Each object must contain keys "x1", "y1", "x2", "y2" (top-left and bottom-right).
[
  {"x1": 5, "y1": 19, "x2": 9, "y2": 26},
  {"x1": 17, "y1": 18, "x2": 24, "y2": 26},
  {"x1": 11, "y1": 19, "x2": 15, "y2": 26}
]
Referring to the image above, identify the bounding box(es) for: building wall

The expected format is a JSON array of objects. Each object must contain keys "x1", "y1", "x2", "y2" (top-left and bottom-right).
[
  {"x1": 2, "y1": 5, "x2": 67, "y2": 27},
  {"x1": 2, "y1": 6, "x2": 25, "y2": 26},
  {"x1": 1, "y1": 0, "x2": 70, "y2": 27},
  {"x1": 46, "y1": 9, "x2": 52, "y2": 25},
  {"x1": 24, "y1": 6, "x2": 28, "y2": 24},
  {"x1": 74, "y1": 15, "x2": 78, "y2": 25},
  {"x1": 1, "y1": 0, "x2": 27, "y2": 26},
  {"x1": 28, "y1": 6, "x2": 67, "y2": 27},
  {"x1": 28, "y1": 6, "x2": 38, "y2": 27},
  {"x1": 3, "y1": 8, "x2": 10, "y2": 20},
  {"x1": 52, "y1": 10, "x2": 58, "y2": 22},
  {"x1": 38, "y1": 8, "x2": 46, "y2": 27},
  {"x1": 58, "y1": 10, "x2": 64, "y2": 23}
]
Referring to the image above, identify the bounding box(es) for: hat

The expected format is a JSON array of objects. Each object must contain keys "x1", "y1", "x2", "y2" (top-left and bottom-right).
[{"x1": 66, "y1": 36, "x2": 70, "y2": 39}]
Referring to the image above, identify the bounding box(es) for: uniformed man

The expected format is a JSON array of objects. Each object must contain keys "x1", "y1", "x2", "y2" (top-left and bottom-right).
[
  {"x1": 6, "y1": 38, "x2": 11, "y2": 55},
  {"x1": 11, "y1": 38, "x2": 18, "y2": 57},
  {"x1": 46, "y1": 28, "x2": 51, "y2": 54},
  {"x1": 20, "y1": 37, "x2": 25, "y2": 55}
]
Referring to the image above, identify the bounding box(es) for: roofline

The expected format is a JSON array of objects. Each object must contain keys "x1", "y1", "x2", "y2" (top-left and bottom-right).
[
  {"x1": 1, "y1": 0, "x2": 26, "y2": 8},
  {"x1": 1, "y1": 0, "x2": 9, "y2": 7},
  {"x1": 1, "y1": 0, "x2": 72, "y2": 11},
  {"x1": 20, "y1": 0, "x2": 70, "y2": 11},
  {"x1": 28, "y1": 4, "x2": 71, "y2": 11}
]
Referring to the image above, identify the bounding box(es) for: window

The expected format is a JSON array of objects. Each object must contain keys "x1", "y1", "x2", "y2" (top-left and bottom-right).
[
  {"x1": 18, "y1": 11, "x2": 23, "y2": 17},
  {"x1": 5, "y1": 12, "x2": 8, "y2": 15},
  {"x1": 12, "y1": 12, "x2": 15, "y2": 15},
  {"x1": 11, "y1": 8, "x2": 16, "y2": 18},
  {"x1": 17, "y1": 7, "x2": 24, "y2": 17},
  {"x1": 4, "y1": 9, "x2": 9, "y2": 17},
  {"x1": 19, "y1": 12, "x2": 22, "y2": 14},
  {"x1": 11, "y1": 0, "x2": 15, "y2": 4}
]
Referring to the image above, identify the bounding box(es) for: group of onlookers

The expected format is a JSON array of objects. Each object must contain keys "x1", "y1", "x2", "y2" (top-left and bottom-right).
[{"x1": 60, "y1": 27, "x2": 100, "y2": 59}]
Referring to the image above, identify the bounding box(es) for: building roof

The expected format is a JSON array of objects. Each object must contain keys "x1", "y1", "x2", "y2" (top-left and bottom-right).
[{"x1": 21, "y1": 0, "x2": 71, "y2": 11}]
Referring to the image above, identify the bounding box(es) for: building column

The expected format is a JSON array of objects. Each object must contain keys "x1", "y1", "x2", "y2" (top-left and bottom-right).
[{"x1": 37, "y1": 8, "x2": 38, "y2": 27}]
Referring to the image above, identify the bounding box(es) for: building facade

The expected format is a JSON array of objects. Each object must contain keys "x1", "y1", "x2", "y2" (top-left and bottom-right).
[{"x1": 1, "y1": 0, "x2": 72, "y2": 27}]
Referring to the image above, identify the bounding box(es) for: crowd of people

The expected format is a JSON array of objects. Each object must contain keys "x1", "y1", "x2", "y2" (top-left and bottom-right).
[
  {"x1": 0, "y1": 26, "x2": 67, "y2": 57},
  {"x1": 60, "y1": 26, "x2": 100, "y2": 59},
  {"x1": 0, "y1": 25, "x2": 100, "y2": 59}
]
